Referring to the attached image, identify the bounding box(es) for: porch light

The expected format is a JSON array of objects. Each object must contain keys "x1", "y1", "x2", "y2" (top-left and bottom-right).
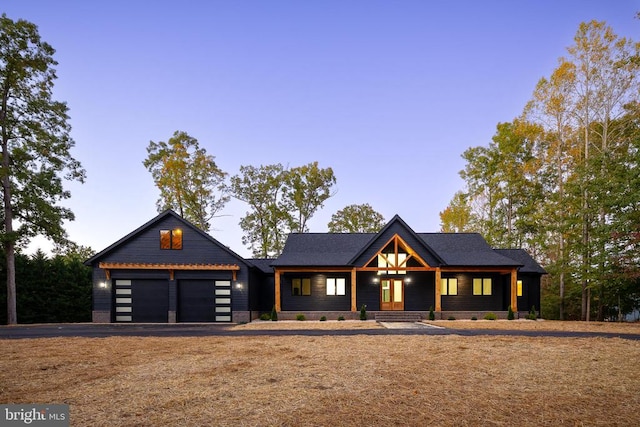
[
  {"x1": 99, "y1": 281, "x2": 108, "y2": 289},
  {"x1": 235, "y1": 282, "x2": 243, "y2": 289},
  {"x1": 405, "y1": 277, "x2": 412, "y2": 283},
  {"x1": 372, "y1": 277, "x2": 379, "y2": 284}
]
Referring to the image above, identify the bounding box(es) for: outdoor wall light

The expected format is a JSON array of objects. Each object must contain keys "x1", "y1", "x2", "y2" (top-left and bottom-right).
[
  {"x1": 99, "y1": 281, "x2": 108, "y2": 289},
  {"x1": 372, "y1": 277, "x2": 379, "y2": 284},
  {"x1": 405, "y1": 277, "x2": 412, "y2": 283},
  {"x1": 235, "y1": 282, "x2": 243, "y2": 289}
]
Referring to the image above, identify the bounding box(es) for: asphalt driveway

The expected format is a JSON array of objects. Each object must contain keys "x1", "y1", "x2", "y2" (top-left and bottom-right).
[{"x1": 1, "y1": 323, "x2": 640, "y2": 340}]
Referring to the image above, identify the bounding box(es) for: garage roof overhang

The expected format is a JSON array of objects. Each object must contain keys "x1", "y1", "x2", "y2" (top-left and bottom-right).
[{"x1": 99, "y1": 262, "x2": 241, "y2": 280}]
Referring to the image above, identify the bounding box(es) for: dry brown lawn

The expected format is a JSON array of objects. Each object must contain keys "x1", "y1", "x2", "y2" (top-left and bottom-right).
[{"x1": 1, "y1": 330, "x2": 639, "y2": 426}]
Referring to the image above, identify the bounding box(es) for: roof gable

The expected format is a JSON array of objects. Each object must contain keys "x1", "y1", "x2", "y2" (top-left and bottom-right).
[
  {"x1": 84, "y1": 210, "x2": 248, "y2": 267},
  {"x1": 349, "y1": 215, "x2": 443, "y2": 267}
]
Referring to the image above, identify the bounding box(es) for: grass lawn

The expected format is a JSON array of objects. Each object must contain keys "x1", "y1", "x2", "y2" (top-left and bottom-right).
[{"x1": 2, "y1": 322, "x2": 639, "y2": 426}]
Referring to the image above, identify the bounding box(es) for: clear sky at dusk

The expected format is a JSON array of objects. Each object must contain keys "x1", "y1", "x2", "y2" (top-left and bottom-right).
[{"x1": 3, "y1": 1, "x2": 639, "y2": 257}]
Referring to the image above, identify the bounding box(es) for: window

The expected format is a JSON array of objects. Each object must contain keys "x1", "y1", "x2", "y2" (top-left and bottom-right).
[
  {"x1": 441, "y1": 278, "x2": 458, "y2": 295},
  {"x1": 377, "y1": 253, "x2": 407, "y2": 275},
  {"x1": 160, "y1": 229, "x2": 182, "y2": 250},
  {"x1": 473, "y1": 278, "x2": 492, "y2": 295},
  {"x1": 517, "y1": 280, "x2": 523, "y2": 297},
  {"x1": 292, "y1": 278, "x2": 311, "y2": 296},
  {"x1": 326, "y1": 278, "x2": 346, "y2": 296}
]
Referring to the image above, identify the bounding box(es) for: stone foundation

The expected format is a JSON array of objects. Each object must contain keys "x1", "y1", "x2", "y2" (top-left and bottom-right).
[
  {"x1": 232, "y1": 311, "x2": 251, "y2": 324},
  {"x1": 92, "y1": 310, "x2": 111, "y2": 323}
]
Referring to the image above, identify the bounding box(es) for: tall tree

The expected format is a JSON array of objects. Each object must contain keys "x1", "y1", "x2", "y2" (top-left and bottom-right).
[
  {"x1": 230, "y1": 164, "x2": 288, "y2": 258},
  {"x1": 439, "y1": 191, "x2": 474, "y2": 233},
  {"x1": 328, "y1": 203, "x2": 385, "y2": 233},
  {"x1": 143, "y1": 131, "x2": 228, "y2": 232},
  {"x1": 283, "y1": 161, "x2": 336, "y2": 233},
  {"x1": 0, "y1": 15, "x2": 85, "y2": 324},
  {"x1": 230, "y1": 162, "x2": 337, "y2": 257}
]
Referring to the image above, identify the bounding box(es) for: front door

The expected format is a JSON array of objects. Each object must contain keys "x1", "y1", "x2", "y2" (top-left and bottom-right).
[{"x1": 380, "y1": 279, "x2": 404, "y2": 310}]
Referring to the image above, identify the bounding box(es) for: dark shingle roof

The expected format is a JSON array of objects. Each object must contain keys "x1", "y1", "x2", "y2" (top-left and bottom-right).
[
  {"x1": 494, "y1": 249, "x2": 547, "y2": 274},
  {"x1": 418, "y1": 233, "x2": 522, "y2": 267},
  {"x1": 271, "y1": 233, "x2": 374, "y2": 266},
  {"x1": 246, "y1": 258, "x2": 275, "y2": 274}
]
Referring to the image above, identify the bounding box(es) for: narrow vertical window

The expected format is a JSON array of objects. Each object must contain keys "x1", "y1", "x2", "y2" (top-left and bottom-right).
[
  {"x1": 160, "y1": 230, "x2": 171, "y2": 249},
  {"x1": 517, "y1": 280, "x2": 523, "y2": 297}
]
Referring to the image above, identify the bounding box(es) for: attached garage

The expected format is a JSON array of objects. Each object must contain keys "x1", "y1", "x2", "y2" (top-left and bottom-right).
[{"x1": 87, "y1": 210, "x2": 253, "y2": 324}]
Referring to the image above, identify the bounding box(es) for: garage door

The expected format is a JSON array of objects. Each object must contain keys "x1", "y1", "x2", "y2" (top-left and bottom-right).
[
  {"x1": 114, "y1": 279, "x2": 169, "y2": 323},
  {"x1": 178, "y1": 280, "x2": 232, "y2": 322}
]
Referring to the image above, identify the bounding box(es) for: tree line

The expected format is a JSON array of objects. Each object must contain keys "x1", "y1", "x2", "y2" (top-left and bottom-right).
[{"x1": 440, "y1": 20, "x2": 640, "y2": 321}]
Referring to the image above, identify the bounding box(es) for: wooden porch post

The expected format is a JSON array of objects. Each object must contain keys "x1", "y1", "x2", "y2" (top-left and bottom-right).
[
  {"x1": 510, "y1": 268, "x2": 518, "y2": 312},
  {"x1": 275, "y1": 269, "x2": 281, "y2": 312},
  {"x1": 351, "y1": 268, "x2": 357, "y2": 311},
  {"x1": 435, "y1": 267, "x2": 442, "y2": 312}
]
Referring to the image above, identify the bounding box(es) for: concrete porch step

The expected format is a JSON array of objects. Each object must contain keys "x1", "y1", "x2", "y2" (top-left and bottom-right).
[{"x1": 374, "y1": 312, "x2": 423, "y2": 322}]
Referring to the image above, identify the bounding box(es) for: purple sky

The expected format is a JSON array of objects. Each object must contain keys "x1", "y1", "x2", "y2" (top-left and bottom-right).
[{"x1": 4, "y1": 1, "x2": 639, "y2": 257}]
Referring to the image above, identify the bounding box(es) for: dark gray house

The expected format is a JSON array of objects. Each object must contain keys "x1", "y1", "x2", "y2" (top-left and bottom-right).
[{"x1": 87, "y1": 211, "x2": 545, "y2": 323}]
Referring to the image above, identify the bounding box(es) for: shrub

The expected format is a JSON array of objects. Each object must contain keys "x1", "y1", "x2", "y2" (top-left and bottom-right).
[
  {"x1": 338, "y1": 315, "x2": 345, "y2": 321},
  {"x1": 484, "y1": 312, "x2": 498, "y2": 321},
  {"x1": 296, "y1": 314, "x2": 306, "y2": 321},
  {"x1": 360, "y1": 304, "x2": 367, "y2": 320},
  {"x1": 320, "y1": 316, "x2": 327, "y2": 321},
  {"x1": 428, "y1": 306, "x2": 435, "y2": 321},
  {"x1": 471, "y1": 316, "x2": 477, "y2": 321},
  {"x1": 507, "y1": 305, "x2": 515, "y2": 320},
  {"x1": 259, "y1": 313, "x2": 271, "y2": 321},
  {"x1": 447, "y1": 316, "x2": 456, "y2": 321},
  {"x1": 271, "y1": 305, "x2": 278, "y2": 321},
  {"x1": 527, "y1": 306, "x2": 538, "y2": 320}
]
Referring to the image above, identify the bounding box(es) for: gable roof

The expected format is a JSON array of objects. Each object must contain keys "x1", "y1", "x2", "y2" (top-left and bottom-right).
[
  {"x1": 348, "y1": 214, "x2": 444, "y2": 266},
  {"x1": 273, "y1": 215, "x2": 531, "y2": 269},
  {"x1": 246, "y1": 258, "x2": 276, "y2": 274},
  {"x1": 84, "y1": 210, "x2": 248, "y2": 267}
]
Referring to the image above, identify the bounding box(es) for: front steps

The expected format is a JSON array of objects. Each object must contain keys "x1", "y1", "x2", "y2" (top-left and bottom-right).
[{"x1": 374, "y1": 312, "x2": 423, "y2": 322}]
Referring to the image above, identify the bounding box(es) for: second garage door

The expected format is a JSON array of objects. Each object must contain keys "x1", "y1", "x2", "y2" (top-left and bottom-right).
[{"x1": 178, "y1": 280, "x2": 232, "y2": 322}]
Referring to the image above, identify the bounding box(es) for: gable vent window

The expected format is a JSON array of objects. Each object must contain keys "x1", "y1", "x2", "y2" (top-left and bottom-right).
[{"x1": 160, "y1": 229, "x2": 183, "y2": 250}]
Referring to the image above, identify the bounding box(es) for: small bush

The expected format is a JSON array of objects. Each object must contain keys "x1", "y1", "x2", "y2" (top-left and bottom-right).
[
  {"x1": 360, "y1": 304, "x2": 367, "y2": 320},
  {"x1": 428, "y1": 306, "x2": 435, "y2": 321},
  {"x1": 484, "y1": 312, "x2": 497, "y2": 321},
  {"x1": 296, "y1": 314, "x2": 306, "y2": 321},
  {"x1": 259, "y1": 313, "x2": 271, "y2": 321},
  {"x1": 338, "y1": 315, "x2": 345, "y2": 321},
  {"x1": 507, "y1": 305, "x2": 515, "y2": 320},
  {"x1": 471, "y1": 316, "x2": 477, "y2": 321},
  {"x1": 271, "y1": 305, "x2": 278, "y2": 321},
  {"x1": 320, "y1": 316, "x2": 327, "y2": 321},
  {"x1": 527, "y1": 306, "x2": 538, "y2": 320},
  {"x1": 447, "y1": 316, "x2": 456, "y2": 321}
]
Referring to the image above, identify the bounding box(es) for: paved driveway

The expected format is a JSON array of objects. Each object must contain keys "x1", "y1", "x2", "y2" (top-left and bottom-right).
[{"x1": 1, "y1": 323, "x2": 640, "y2": 340}]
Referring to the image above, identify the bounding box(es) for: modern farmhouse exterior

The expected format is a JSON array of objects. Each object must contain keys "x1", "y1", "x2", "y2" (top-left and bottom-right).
[{"x1": 86, "y1": 210, "x2": 545, "y2": 323}]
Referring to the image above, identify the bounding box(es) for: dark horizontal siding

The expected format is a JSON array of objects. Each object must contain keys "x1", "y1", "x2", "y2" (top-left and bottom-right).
[
  {"x1": 281, "y1": 273, "x2": 351, "y2": 311},
  {"x1": 404, "y1": 272, "x2": 435, "y2": 311},
  {"x1": 441, "y1": 273, "x2": 505, "y2": 311},
  {"x1": 356, "y1": 272, "x2": 380, "y2": 310}
]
